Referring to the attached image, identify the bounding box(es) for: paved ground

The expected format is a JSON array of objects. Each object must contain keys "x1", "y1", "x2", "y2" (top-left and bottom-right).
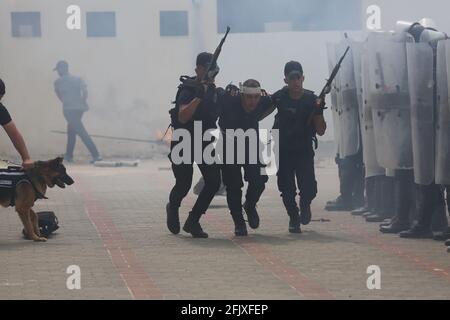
[{"x1": 0, "y1": 158, "x2": 449, "y2": 300}]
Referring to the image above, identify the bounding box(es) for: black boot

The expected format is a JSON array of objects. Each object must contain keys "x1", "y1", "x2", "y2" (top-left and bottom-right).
[
  {"x1": 351, "y1": 155, "x2": 365, "y2": 209},
  {"x1": 183, "y1": 212, "x2": 208, "y2": 238},
  {"x1": 433, "y1": 227, "x2": 450, "y2": 241},
  {"x1": 324, "y1": 196, "x2": 353, "y2": 211},
  {"x1": 380, "y1": 176, "x2": 395, "y2": 219},
  {"x1": 400, "y1": 185, "x2": 436, "y2": 239},
  {"x1": 334, "y1": 156, "x2": 355, "y2": 211},
  {"x1": 399, "y1": 224, "x2": 433, "y2": 239},
  {"x1": 243, "y1": 201, "x2": 260, "y2": 229},
  {"x1": 381, "y1": 170, "x2": 414, "y2": 233},
  {"x1": 365, "y1": 213, "x2": 386, "y2": 223},
  {"x1": 166, "y1": 203, "x2": 180, "y2": 235},
  {"x1": 367, "y1": 176, "x2": 395, "y2": 223},
  {"x1": 379, "y1": 219, "x2": 392, "y2": 227},
  {"x1": 431, "y1": 189, "x2": 448, "y2": 233},
  {"x1": 300, "y1": 203, "x2": 312, "y2": 225},
  {"x1": 288, "y1": 211, "x2": 301, "y2": 234},
  {"x1": 231, "y1": 212, "x2": 248, "y2": 237},
  {"x1": 365, "y1": 176, "x2": 377, "y2": 214},
  {"x1": 362, "y1": 210, "x2": 375, "y2": 218},
  {"x1": 380, "y1": 216, "x2": 410, "y2": 234},
  {"x1": 326, "y1": 195, "x2": 343, "y2": 206},
  {"x1": 351, "y1": 206, "x2": 370, "y2": 216},
  {"x1": 325, "y1": 154, "x2": 344, "y2": 209},
  {"x1": 370, "y1": 176, "x2": 384, "y2": 218}
]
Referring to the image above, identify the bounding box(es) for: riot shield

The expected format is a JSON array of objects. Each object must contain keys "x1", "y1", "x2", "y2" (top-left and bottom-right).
[
  {"x1": 435, "y1": 40, "x2": 450, "y2": 185},
  {"x1": 406, "y1": 42, "x2": 435, "y2": 185},
  {"x1": 335, "y1": 41, "x2": 361, "y2": 159},
  {"x1": 367, "y1": 32, "x2": 413, "y2": 171},
  {"x1": 361, "y1": 41, "x2": 385, "y2": 178}
]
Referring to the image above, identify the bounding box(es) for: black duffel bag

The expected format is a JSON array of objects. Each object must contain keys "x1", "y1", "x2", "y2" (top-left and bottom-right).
[{"x1": 22, "y1": 211, "x2": 59, "y2": 239}]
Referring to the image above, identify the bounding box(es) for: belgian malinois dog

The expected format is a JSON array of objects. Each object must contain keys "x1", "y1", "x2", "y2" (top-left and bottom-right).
[{"x1": 0, "y1": 157, "x2": 74, "y2": 242}]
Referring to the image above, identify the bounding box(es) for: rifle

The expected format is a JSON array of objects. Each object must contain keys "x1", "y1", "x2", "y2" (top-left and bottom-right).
[
  {"x1": 308, "y1": 45, "x2": 350, "y2": 125},
  {"x1": 201, "y1": 26, "x2": 231, "y2": 83}
]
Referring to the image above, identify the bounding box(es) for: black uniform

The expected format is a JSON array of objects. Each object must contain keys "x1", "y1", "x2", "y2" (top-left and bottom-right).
[
  {"x1": 272, "y1": 88, "x2": 319, "y2": 218},
  {"x1": 328, "y1": 150, "x2": 365, "y2": 211},
  {"x1": 0, "y1": 103, "x2": 12, "y2": 126},
  {"x1": 218, "y1": 94, "x2": 272, "y2": 226},
  {"x1": 168, "y1": 81, "x2": 222, "y2": 226}
]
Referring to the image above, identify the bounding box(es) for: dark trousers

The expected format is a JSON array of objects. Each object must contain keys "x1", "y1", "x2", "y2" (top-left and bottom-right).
[
  {"x1": 169, "y1": 163, "x2": 221, "y2": 217},
  {"x1": 222, "y1": 164, "x2": 268, "y2": 215},
  {"x1": 63, "y1": 110, "x2": 99, "y2": 159},
  {"x1": 394, "y1": 170, "x2": 415, "y2": 225},
  {"x1": 338, "y1": 151, "x2": 365, "y2": 208},
  {"x1": 277, "y1": 152, "x2": 317, "y2": 215},
  {"x1": 370, "y1": 175, "x2": 394, "y2": 217},
  {"x1": 381, "y1": 175, "x2": 395, "y2": 218},
  {"x1": 365, "y1": 176, "x2": 377, "y2": 211}
]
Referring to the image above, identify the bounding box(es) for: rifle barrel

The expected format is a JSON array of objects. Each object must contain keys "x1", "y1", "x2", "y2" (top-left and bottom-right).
[{"x1": 308, "y1": 45, "x2": 351, "y2": 124}]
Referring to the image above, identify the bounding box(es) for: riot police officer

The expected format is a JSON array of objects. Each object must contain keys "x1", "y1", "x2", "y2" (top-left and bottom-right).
[
  {"x1": 272, "y1": 61, "x2": 327, "y2": 233},
  {"x1": 166, "y1": 52, "x2": 222, "y2": 238}
]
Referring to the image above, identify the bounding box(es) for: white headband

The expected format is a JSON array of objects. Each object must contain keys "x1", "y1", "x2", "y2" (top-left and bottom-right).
[{"x1": 239, "y1": 83, "x2": 262, "y2": 95}]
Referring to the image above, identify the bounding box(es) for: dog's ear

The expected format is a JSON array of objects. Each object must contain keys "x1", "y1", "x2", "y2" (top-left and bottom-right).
[{"x1": 50, "y1": 157, "x2": 63, "y2": 169}]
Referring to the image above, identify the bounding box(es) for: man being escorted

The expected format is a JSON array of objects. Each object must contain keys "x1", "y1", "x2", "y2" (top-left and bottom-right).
[
  {"x1": 219, "y1": 80, "x2": 275, "y2": 236},
  {"x1": 272, "y1": 61, "x2": 327, "y2": 233}
]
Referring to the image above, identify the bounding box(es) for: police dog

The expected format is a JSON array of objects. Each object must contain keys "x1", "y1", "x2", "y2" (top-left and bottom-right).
[{"x1": 0, "y1": 157, "x2": 74, "y2": 242}]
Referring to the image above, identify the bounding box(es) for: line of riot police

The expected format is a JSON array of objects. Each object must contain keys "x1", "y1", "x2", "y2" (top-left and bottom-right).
[{"x1": 326, "y1": 18, "x2": 450, "y2": 253}]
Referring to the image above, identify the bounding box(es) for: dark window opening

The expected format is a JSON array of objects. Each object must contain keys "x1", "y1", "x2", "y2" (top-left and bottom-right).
[
  {"x1": 160, "y1": 11, "x2": 189, "y2": 37},
  {"x1": 11, "y1": 12, "x2": 41, "y2": 38},
  {"x1": 87, "y1": 12, "x2": 116, "y2": 37}
]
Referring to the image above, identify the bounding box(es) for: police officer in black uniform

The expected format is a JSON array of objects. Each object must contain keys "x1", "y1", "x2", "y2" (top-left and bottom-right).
[
  {"x1": 272, "y1": 61, "x2": 327, "y2": 233},
  {"x1": 326, "y1": 150, "x2": 365, "y2": 212},
  {"x1": 166, "y1": 52, "x2": 222, "y2": 238},
  {"x1": 219, "y1": 79, "x2": 275, "y2": 236}
]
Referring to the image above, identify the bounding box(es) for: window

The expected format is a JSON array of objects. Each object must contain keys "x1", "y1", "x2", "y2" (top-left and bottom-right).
[
  {"x1": 87, "y1": 12, "x2": 116, "y2": 37},
  {"x1": 11, "y1": 12, "x2": 41, "y2": 38},
  {"x1": 217, "y1": 0, "x2": 362, "y2": 33},
  {"x1": 160, "y1": 11, "x2": 189, "y2": 37}
]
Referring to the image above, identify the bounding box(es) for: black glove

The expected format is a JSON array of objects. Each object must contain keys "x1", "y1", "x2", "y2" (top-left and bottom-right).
[{"x1": 195, "y1": 84, "x2": 206, "y2": 99}]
